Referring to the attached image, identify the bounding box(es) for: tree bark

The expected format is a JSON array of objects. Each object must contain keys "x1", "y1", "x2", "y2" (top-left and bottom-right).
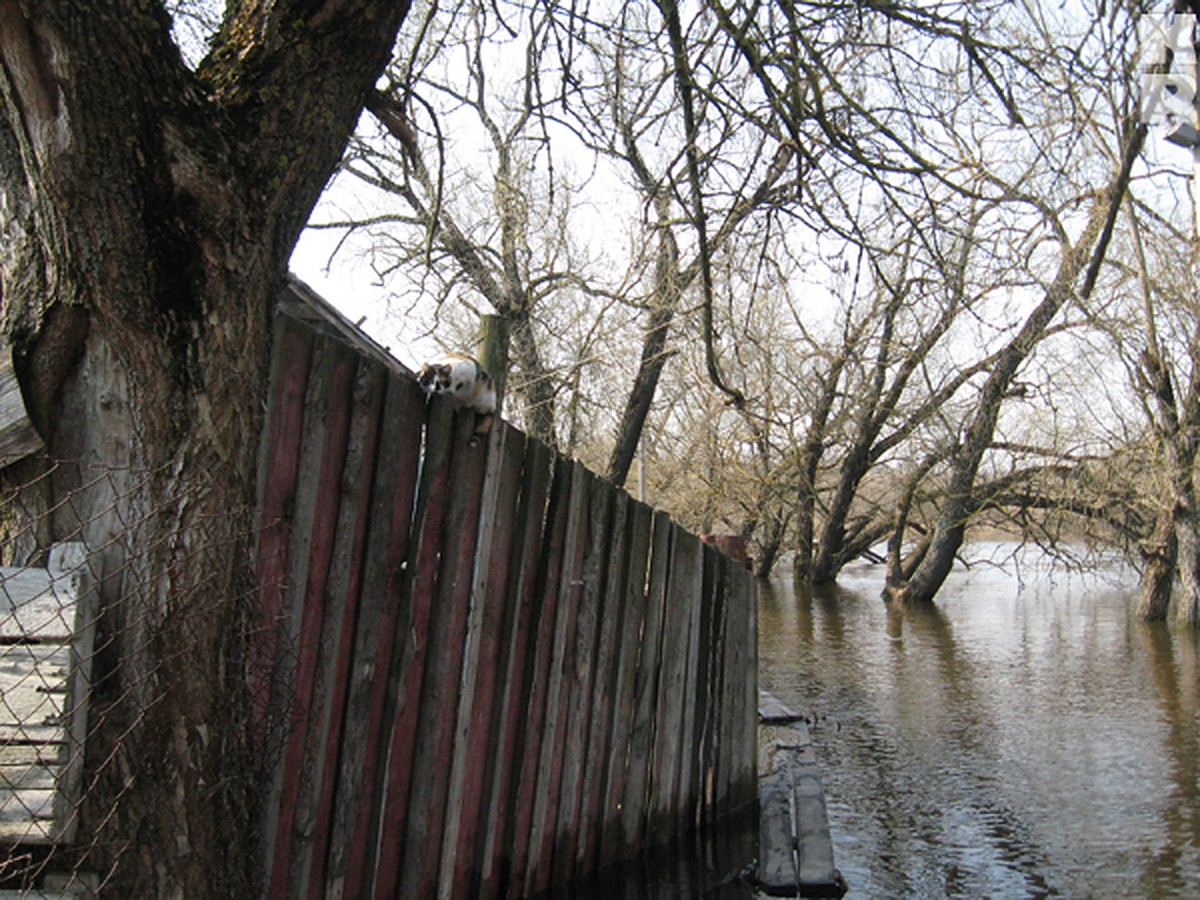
[{"x1": 0, "y1": 2, "x2": 409, "y2": 893}]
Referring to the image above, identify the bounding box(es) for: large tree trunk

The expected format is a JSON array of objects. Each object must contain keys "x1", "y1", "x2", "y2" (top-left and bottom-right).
[{"x1": 0, "y1": 2, "x2": 409, "y2": 893}]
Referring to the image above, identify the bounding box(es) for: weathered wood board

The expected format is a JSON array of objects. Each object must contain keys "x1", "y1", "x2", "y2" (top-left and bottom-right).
[
  {"x1": 759, "y1": 688, "x2": 807, "y2": 725},
  {"x1": 0, "y1": 544, "x2": 94, "y2": 844},
  {"x1": 0, "y1": 344, "x2": 43, "y2": 467},
  {"x1": 757, "y1": 726, "x2": 846, "y2": 898}
]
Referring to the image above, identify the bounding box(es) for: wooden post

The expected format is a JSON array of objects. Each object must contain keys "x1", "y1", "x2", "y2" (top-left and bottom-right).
[{"x1": 477, "y1": 314, "x2": 509, "y2": 415}]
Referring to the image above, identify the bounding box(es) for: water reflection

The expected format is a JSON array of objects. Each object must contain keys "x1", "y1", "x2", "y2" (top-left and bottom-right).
[{"x1": 761, "y1": 545, "x2": 1200, "y2": 898}]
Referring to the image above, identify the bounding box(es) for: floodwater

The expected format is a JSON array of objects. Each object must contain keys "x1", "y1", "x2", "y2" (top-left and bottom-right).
[{"x1": 760, "y1": 543, "x2": 1200, "y2": 898}]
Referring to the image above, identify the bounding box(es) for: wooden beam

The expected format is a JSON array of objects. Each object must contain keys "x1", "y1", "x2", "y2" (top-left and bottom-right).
[{"x1": 0, "y1": 344, "x2": 42, "y2": 468}]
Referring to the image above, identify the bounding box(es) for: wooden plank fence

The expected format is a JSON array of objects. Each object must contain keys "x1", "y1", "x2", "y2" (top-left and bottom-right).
[{"x1": 253, "y1": 288, "x2": 758, "y2": 897}]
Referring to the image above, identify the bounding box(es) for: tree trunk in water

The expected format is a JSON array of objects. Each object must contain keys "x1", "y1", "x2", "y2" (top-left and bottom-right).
[
  {"x1": 1138, "y1": 508, "x2": 1178, "y2": 621},
  {"x1": 0, "y1": 3, "x2": 409, "y2": 893},
  {"x1": 1177, "y1": 505, "x2": 1200, "y2": 627},
  {"x1": 891, "y1": 119, "x2": 1144, "y2": 604}
]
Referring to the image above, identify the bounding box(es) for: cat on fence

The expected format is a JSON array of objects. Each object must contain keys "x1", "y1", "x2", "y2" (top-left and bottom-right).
[{"x1": 417, "y1": 352, "x2": 497, "y2": 442}]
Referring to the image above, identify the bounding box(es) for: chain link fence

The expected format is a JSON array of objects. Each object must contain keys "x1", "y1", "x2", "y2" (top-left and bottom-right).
[{"x1": 0, "y1": 457, "x2": 269, "y2": 897}]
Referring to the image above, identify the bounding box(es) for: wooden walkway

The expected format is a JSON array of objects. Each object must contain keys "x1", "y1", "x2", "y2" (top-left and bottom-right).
[
  {"x1": 757, "y1": 691, "x2": 846, "y2": 898},
  {"x1": 0, "y1": 544, "x2": 95, "y2": 845}
]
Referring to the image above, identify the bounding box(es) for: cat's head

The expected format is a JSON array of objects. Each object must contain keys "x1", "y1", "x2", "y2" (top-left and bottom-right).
[{"x1": 418, "y1": 362, "x2": 453, "y2": 394}]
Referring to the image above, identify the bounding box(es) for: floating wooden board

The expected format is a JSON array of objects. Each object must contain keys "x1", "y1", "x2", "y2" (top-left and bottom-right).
[
  {"x1": 759, "y1": 688, "x2": 807, "y2": 725},
  {"x1": 756, "y1": 730, "x2": 846, "y2": 897}
]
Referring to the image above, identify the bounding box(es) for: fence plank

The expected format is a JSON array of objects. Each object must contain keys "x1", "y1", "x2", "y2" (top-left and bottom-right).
[
  {"x1": 597, "y1": 499, "x2": 652, "y2": 869},
  {"x1": 506, "y1": 454, "x2": 575, "y2": 893},
  {"x1": 550, "y1": 475, "x2": 613, "y2": 888},
  {"x1": 267, "y1": 337, "x2": 358, "y2": 898},
  {"x1": 400, "y1": 410, "x2": 489, "y2": 899},
  {"x1": 443, "y1": 423, "x2": 527, "y2": 897},
  {"x1": 325, "y1": 372, "x2": 425, "y2": 899},
  {"x1": 252, "y1": 317, "x2": 314, "y2": 729},
  {"x1": 574, "y1": 489, "x2": 629, "y2": 876},
  {"x1": 618, "y1": 509, "x2": 672, "y2": 857},
  {"x1": 647, "y1": 526, "x2": 699, "y2": 843},
  {"x1": 729, "y1": 566, "x2": 758, "y2": 811},
  {"x1": 476, "y1": 438, "x2": 554, "y2": 899},
  {"x1": 260, "y1": 335, "x2": 353, "y2": 895},
  {"x1": 525, "y1": 462, "x2": 591, "y2": 896},
  {"x1": 369, "y1": 394, "x2": 457, "y2": 897},
  {"x1": 691, "y1": 544, "x2": 719, "y2": 837},
  {"x1": 294, "y1": 357, "x2": 387, "y2": 898}
]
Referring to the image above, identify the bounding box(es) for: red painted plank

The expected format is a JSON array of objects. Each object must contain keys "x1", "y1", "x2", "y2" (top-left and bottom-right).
[
  {"x1": 445, "y1": 424, "x2": 528, "y2": 897},
  {"x1": 299, "y1": 358, "x2": 387, "y2": 897},
  {"x1": 369, "y1": 395, "x2": 457, "y2": 898},
  {"x1": 400, "y1": 410, "x2": 490, "y2": 899},
  {"x1": 326, "y1": 373, "x2": 425, "y2": 899},
  {"x1": 268, "y1": 340, "x2": 359, "y2": 898},
  {"x1": 252, "y1": 319, "x2": 314, "y2": 730}
]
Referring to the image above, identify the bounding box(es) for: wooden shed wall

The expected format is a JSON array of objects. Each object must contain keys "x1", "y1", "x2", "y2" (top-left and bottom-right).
[{"x1": 253, "y1": 300, "x2": 757, "y2": 898}]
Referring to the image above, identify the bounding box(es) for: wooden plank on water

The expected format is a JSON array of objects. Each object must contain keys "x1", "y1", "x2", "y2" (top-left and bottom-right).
[
  {"x1": 476, "y1": 436, "x2": 553, "y2": 899},
  {"x1": 760, "y1": 689, "x2": 806, "y2": 725},
  {"x1": 325, "y1": 371, "x2": 424, "y2": 900},
  {"x1": 757, "y1": 765, "x2": 798, "y2": 895},
  {"x1": 756, "y1": 743, "x2": 845, "y2": 898}
]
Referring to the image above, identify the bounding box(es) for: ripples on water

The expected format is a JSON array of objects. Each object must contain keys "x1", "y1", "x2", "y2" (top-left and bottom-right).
[{"x1": 760, "y1": 543, "x2": 1200, "y2": 898}]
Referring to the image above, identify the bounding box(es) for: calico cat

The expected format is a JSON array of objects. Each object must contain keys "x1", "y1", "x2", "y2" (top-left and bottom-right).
[{"x1": 417, "y1": 352, "x2": 497, "y2": 441}]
